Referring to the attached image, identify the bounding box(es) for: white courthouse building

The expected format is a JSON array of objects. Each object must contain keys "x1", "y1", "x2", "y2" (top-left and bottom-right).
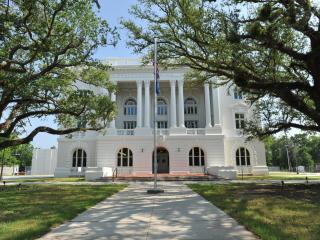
[{"x1": 54, "y1": 58, "x2": 268, "y2": 180}]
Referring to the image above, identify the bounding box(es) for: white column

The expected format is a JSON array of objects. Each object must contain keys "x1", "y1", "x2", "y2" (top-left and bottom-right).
[
  {"x1": 137, "y1": 80, "x2": 143, "y2": 128},
  {"x1": 170, "y1": 80, "x2": 177, "y2": 128},
  {"x1": 110, "y1": 91, "x2": 116, "y2": 128},
  {"x1": 144, "y1": 80, "x2": 150, "y2": 128},
  {"x1": 212, "y1": 86, "x2": 221, "y2": 126},
  {"x1": 178, "y1": 80, "x2": 185, "y2": 128},
  {"x1": 204, "y1": 83, "x2": 212, "y2": 128}
]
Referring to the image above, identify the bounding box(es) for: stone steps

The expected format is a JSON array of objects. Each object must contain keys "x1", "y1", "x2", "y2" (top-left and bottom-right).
[{"x1": 100, "y1": 174, "x2": 220, "y2": 182}]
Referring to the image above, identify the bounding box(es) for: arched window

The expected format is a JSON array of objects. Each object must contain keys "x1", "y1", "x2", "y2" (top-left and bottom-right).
[
  {"x1": 184, "y1": 97, "x2": 197, "y2": 115},
  {"x1": 189, "y1": 147, "x2": 205, "y2": 166},
  {"x1": 236, "y1": 147, "x2": 251, "y2": 166},
  {"x1": 157, "y1": 98, "x2": 167, "y2": 115},
  {"x1": 124, "y1": 99, "x2": 137, "y2": 116},
  {"x1": 72, "y1": 149, "x2": 87, "y2": 167},
  {"x1": 117, "y1": 148, "x2": 133, "y2": 167}
]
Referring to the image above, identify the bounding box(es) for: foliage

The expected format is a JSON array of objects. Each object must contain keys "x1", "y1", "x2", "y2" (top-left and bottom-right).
[
  {"x1": 264, "y1": 133, "x2": 320, "y2": 171},
  {"x1": 0, "y1": 0, "x2": 118, "y2": 150},
  {"x1": 0, "y1": 184, "x2": 127, "y2": 240},
  {"x1": 189, "y1": 183, "x2": 320, "y2": 240},
  {"x1": 123, "y1": 0, "x2": 320, "y2": 138}
]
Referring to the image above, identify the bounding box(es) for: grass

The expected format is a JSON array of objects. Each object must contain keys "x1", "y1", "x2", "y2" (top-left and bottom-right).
[
  {"x1": 189, "y1": 183, "x2": 320, "y2": 240},
  {"x1": 4, "y1": 177, "x2": 85, "y2": 183},
  {"x1": 237, "y1": 171, "x2": 320, "y2": 180},
  {"x1": 0, "y1": 184, "x2": 127, "y2": 240}
]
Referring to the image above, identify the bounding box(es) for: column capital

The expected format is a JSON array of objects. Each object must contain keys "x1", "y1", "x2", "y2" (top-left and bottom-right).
[
  {"x1": 136, "y1": 80, "x2": 143, "y2": 86},
  {"x1": 144, "y1": 79, "x2": 151, "y2": 85},
  {"x1": 177, "y1": 79, "x2": 184, "y2": 86},
  {"x1": 170, "y1": 80, "x2": 176, "y2": 86}
]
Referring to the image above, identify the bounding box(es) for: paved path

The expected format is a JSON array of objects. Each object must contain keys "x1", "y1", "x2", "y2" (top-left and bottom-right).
[{"x1": 40, "y1": 182, "x2": 257, "y2": 240}]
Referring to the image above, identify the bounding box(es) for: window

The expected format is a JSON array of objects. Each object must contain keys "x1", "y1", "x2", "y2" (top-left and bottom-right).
[
  {"x1": 124, "y1": 99, "x2": 137, "y2": 115},
  {"x1": 234, "y1": 88, "x2": 243, "y2": 100},
  {"x1": 236, "y1": 147, "x2": 251, "y2": 166},
  {"x1": 157, "y1": 121, "x2": 168, "y2": 129},
  {"x1": 124, "y1": 121, "x2": 136, "y2": 129},
  {"x1": 184, "y1": 97, "x2": 197, "y2": 115},
  {"x1": 185, "y1": 120, "x2": 198, "y2": 128},
  {"x1": 189, "y1": 147, "x2": 205, "y2": 166},
  {"x1": 72, "y1": 149, "x2": 87, "y2": 167},
  {"x1": 157, "y1": 98, "x2": 167, "y2": 115},
  {"x1": 117, "y1": 148, "x2": 133, "y2": 167},
  {"x1": 235, "y1": 113, "x2": 245, "y2": 129}
]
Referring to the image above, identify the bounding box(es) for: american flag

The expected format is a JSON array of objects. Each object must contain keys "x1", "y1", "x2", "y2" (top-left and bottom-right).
[{"x1": 153, "y1": 61, "x2": 160, "y2": 95}]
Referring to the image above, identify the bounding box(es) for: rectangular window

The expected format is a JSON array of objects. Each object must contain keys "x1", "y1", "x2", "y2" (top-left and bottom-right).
[
  {"x1": 157, "y1": 106, "x2": 167, "y2": 115},
  {"x1": 124, "y1": 121, "x2": 136, "y2": 129},
  {"x1": 185, "y1": 120, "x2": 198, "y2": 128},
  {"x1": 235, "y1": 113, "x2": 245, "y2": 129},
  {"x1": 157, "y1": 121, "x2": 168, "y2": 129},
  {"x1": 124, "y1": 106, "x2": 137, "y2": 116}
]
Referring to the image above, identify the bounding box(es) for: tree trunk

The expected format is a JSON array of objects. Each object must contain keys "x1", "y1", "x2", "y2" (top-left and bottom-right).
[{"x1": 0, "y1": 152, "x2": 4, "y2": 181}]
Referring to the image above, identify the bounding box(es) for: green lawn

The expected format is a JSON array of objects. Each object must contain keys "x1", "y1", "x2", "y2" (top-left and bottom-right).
[
  {"x1": 237, "y1": 172, "x2": 320, "y2": 180},
  {"x1": 189, "y1": 183, "x2": 320, "y2": 240},
  {"x1": 4, "y1": 177, "x2": 85, "y2": 183},
  {"x1": 0, "y1": 184, "x2": 127, "y2": 240}
]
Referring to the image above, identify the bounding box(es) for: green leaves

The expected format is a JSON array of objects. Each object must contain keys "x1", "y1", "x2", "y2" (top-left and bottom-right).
[
  {"x1": 124, "y1": 0, "x2": 320, "y2": 138},
  {"x1": 0, "y1": 0, "x2": 118, "y2": 149}
]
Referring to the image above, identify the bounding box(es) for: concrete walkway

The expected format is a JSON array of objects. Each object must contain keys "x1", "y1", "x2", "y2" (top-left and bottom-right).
[{"x1": 40, "y1": 182, "x2": 258, "y2": 240}]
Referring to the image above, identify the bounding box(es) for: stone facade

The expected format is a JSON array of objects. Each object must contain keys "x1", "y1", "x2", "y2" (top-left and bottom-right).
[{"x1": 54, "y1": 58, "x2": 269, "y2": 180}]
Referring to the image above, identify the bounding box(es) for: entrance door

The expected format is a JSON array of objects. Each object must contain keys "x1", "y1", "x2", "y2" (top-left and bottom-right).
[{"x1": 152, "y1": 147, "x2": 169, "y2": 173}]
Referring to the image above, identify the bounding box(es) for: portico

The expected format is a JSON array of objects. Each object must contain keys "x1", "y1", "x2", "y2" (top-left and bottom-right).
[{"x1": 109, "y1": 78, "x2": 222, "y2": 136}]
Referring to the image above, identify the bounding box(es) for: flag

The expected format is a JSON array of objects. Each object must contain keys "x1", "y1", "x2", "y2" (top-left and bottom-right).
[{"x1": 153, "y1": 61, "x2": 160, "y2": 95}]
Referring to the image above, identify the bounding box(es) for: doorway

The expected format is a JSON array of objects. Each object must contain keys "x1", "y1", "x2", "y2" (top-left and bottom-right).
[{"x1": 152, "y1": 147, "x2": 169, "y2": 173}]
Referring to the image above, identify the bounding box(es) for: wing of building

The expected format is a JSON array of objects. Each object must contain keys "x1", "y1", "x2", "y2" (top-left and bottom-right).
[{"x1": 54, "y1": 58, "x2": 269, "y2": 180}]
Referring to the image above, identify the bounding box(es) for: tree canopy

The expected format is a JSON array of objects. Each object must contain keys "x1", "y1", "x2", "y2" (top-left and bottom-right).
[
  {"x1": 0, "y1": 0, "x2": 117, "y2": 150},
  {"x1": 265, "y1": 133, "x2": 320, "y2": 171},
  {"x1": 123, "y1": 0, "x2": 320, "y2": 138}
]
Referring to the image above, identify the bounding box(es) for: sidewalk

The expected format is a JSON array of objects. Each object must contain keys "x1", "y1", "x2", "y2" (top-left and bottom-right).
[{"x1": 40, "y1": 182, "x2": 257, "y2": 240}]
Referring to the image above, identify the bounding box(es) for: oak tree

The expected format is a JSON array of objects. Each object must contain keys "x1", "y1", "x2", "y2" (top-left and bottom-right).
[
  {"x1": 123, "y1": 0, "x2": 320, "y2": 138},
  {"x1": 0, "y1": 0, "x2": 117, "y2": 150}
]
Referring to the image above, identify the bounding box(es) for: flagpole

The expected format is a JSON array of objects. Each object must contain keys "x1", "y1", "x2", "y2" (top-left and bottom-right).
[
  {"x1": 153, "y1": 37, "x2": 158, "y2": 190},
  {"x1": 147, "y1": 37, "x2": 164, "y2": 194}
]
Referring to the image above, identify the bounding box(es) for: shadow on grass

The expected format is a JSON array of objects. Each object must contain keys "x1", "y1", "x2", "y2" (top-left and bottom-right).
[
  {"x1": 0, "y1": 184, "x2": 127, "y2": 240},
  {"x1": 189, "y1": 183, "x2": 320, "y2": 240}
]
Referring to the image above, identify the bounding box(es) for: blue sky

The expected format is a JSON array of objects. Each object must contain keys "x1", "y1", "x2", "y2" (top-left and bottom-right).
[{"x1": 31, "y1": 0, "x2": 139, "y2": 148}]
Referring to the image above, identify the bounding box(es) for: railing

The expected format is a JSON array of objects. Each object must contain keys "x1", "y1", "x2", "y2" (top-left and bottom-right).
[
  {"x1": 116, "y1": 129, "x2": 134, "y2": 135},
  {"x1": 186, "y1": 128, "x2": 206, "y2": 135},
  {"x1": 112, "y1": 167, "x2": 118, "y2": 182},
  {"x1": 154, "y1": 129, "x2": 169, "y2": 136},
  {"x1": 111, "y1": 128, "x2": 207, "y2": 136}
]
